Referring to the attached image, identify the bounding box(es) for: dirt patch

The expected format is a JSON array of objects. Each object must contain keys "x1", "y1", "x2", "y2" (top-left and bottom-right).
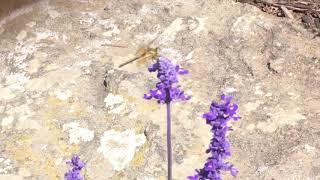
[{"x1": 237, "y1": 0, "x2": 320, "y2": 36}]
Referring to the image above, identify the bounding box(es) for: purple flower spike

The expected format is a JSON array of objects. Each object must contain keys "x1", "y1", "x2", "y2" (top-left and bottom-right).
[
  {"x1": 189, "y1": 95, "x2": 240, "y2": 180},
  {"x1": 64, "y1": 155, "x2": 85, "y2": 180},
  {"x1": 144, "y1": 56, "x2": 191, "y2": 180},
  {"x1": 144, "y1": 56, "x2": 191, "y2": 103}
]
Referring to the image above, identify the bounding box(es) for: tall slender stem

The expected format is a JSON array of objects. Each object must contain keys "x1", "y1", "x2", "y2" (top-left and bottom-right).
[{"x1": 166, "y1": 101, "x2": 172, "y2": 180}]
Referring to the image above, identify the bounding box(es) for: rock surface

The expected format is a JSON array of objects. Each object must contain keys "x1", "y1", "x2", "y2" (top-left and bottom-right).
[{"x1": 0, "y1": 0, "x2": 319, "y2": 179}]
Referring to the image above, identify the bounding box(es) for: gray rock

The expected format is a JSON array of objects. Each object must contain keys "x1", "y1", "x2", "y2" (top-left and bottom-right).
[{"x1": 0, "y1": 0, "x2": 319, "y2": 179}]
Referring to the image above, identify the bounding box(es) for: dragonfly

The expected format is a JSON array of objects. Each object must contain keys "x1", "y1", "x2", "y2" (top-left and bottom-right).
[{"x1": 118, "y1": 35, "x2": 161, "y2": 68}]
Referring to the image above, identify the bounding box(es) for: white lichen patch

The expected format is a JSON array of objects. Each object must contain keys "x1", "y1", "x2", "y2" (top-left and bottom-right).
[
  {"x1": 0, "y1": 158, "x2": 13, "y2": 174},
  {"x1": 63, "y1": 122, "x2": 94, "y2": 144},
  {"x1": 0, "y1": 87, "x2": 16, "y2": 100},
  {"x1": 97, "y1": 129, "x2": 146, "y2": 171},
  {"x1": 104, "y1": 93, "x2": 126, "y2": 114},
  {"x1": 53, "y1": 89, "x2": 72, "y2": 101},
  {"x1": 1, "y1": 116, "x2": 14, "y2": 127},
  {"x1": 5, "y1": 73, "x2": 30, "y2": 91}
]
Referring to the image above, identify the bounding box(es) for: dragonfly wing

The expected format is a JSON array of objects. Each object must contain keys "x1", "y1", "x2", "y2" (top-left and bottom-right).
[
  {"x1": 118, "y1": 56, "x2": 142, "y2": 68},
  {"x1": 135, "y1": 47, "x2": 147, "y2": 56},
  {"x1": 136, "y1": 54, "x2": 153, "y2": 66}
]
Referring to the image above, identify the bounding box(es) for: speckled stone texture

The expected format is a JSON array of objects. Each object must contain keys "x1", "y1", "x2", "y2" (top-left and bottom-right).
[{"x1": 0, "y1": 0, "x2": 319, "y2": 179}]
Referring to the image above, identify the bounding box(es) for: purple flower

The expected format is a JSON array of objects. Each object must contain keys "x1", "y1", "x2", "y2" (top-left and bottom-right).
[
  {"x1": 64, "y1": 155, "x2": 85, "y2": 180},
  {"x1": 144, "y1": 56, "x2": 191, "y2": 179},
  {"x1": 188, "y1": 95, "x2": 240, "y2": 180},
  {"x1": 144, "y1": 56, "x2": 191, "y2": 103}
]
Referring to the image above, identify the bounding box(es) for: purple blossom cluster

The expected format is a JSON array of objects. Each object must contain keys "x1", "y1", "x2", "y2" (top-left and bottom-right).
[
  {"x1": 64, "y1": 155, "x2": 85, "y2": 180},
  {"x1": 188, "y1": 95, "x2": 240, "y2": 180},
  {"x1": 143, "y1": 56, "x2": 191, "y2": 103}
]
